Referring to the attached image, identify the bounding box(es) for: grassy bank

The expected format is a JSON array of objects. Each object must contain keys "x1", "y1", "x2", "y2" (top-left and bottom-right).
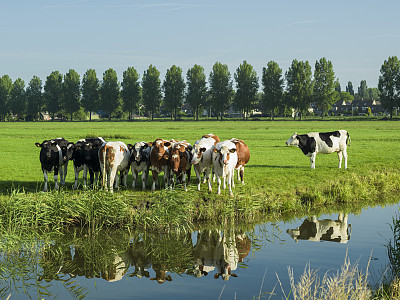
[{"x1": 0, "y1": 120, "x2": 399, "y2": 232}]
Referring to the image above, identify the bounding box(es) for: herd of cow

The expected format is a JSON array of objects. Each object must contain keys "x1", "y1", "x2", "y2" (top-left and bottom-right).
[
  {"x1": 35, "y1": 134, "x2": 250, "y2": 195},
  {"x1": 35, "y1": 130, "x2": 350, "y2": 194}
]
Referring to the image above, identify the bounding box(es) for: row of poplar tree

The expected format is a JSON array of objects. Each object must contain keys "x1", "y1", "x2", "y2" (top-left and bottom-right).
[{"x1": 0, "y1": 56, "x2": 399, "y2": 121}]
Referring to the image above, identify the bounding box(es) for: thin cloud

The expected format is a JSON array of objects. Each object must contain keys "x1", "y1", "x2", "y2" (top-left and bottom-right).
[
  {"x1": 369, "y1": 33, "x2": 400, "y2": 39},
  {"x1": 280, "y1": 20, "x2": 319, "y2": 29},
  {"x1": 41, "y1": 1, "x2": 211, "y2": 12}
]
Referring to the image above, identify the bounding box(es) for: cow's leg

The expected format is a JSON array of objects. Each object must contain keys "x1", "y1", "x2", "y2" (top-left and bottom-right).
[
  {"x1": 217, "y1": 176, "x2": 221, "y2": 195},
  {"x1": 54, "y1": 167, "x2": 59, "y2": 191},
  {"x1": 61, "y1": 163, "x2": 67, "y2": 185},
  {"x1": 43, "y1": 170, "x2": 48, "y2": 192},
  {"x1": 83, "y1": 165, "x2": 88, "y2": 188},
  {"x1": 183, "y1": 172, "x2": 188, "y2": 192},
  {"x1": 163, "y1": 166, "x2": 169, "y2": 189},
  {"x1": 151, "y1": 170, "x2": 158, "y2": 191},
  {"x1": 194, "y1": 166, "x2": 201, "y2": 191},
  {"x1": 131, "y1": 167, "x2": 137, "y2": 189},
  {"x1": 205, "y1": 168, "x2": 212, "y2": 192},
  {"x1": 73, "y1": 166, "x2": 80, "y2": 190},
  {"x1": 169, "y1": 171, "x2": 175, "y2": 190},
  {"x1": 343, "y1": 149, "x2": 348, "y2": 169},
  {"x1": 122, "y1": 170, "x2": 128, "y2": 188},
  {"x1": 239, "y1": 166, "x2": 244, "y2": 184},
  {"x1": 114, "y1": 171, "x2": 120, "y2": 190},
  {"x1": 141, "y1": 169, "x2": 147, "y2": 190},
  {"x1": 109, "y1": 169, "x2": 117, "y2": 194},
  {"x1": 310, "y1": 153, "x2": 316, "y2": 169},
  {"x1": 94, "y1": 172, "x2": 99, "y2": 188},
  {"x1": 337, "y1": 151, "x2": 343, "y2": 169}
]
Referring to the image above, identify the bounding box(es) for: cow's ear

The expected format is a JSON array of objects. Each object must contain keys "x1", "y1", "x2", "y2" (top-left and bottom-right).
[
  {"x1": 148, "y1": 142, "x2": 153, "y2": 147},
  {"x1": 164, "y1": 142, "x2": 171, "y2": 147},
  {"x1": 143, "y1": 143, "x2": 149, "y2": 149},
  {"x1": 229, "y1": 148, "x2": 236, "y2": 153},
  {"x1": 200, "y1": 147, "x2": 206, "y2": 153},
  {"x1": 213, "y1": 148, "x2": 219, "y2": 153},
  {"x1": 164, "y1": 154, "x2": 170, "y2": 160},
  {"x1": 51, "y1": 141, "x2": 58, "y2": 147},
  {"x1": 67, "y1": 142, "x2": 74, "y2": 148},
  {"x1": 35, "y1": 142, "x2": 42, "y2": 147},
  {"x1": 127, "y1": 144, "x2": 134, "y2": 150},
  {"x1": 231, "y1": 273, "x2": 238, "y2": 278}
]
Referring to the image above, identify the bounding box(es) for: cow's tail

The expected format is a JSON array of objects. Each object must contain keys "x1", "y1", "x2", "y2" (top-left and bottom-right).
[{"x1": 346, "y1": 132, "x2": 351, "y2": 147}]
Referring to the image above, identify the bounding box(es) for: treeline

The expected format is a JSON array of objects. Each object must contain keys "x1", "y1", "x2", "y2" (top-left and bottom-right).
[{"x1": 0, "y1": 56, "x2": 399, "y2": 121}]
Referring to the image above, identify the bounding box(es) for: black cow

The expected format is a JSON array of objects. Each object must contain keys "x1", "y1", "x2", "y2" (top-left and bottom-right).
[
  {"x1": 285, "y1": 130, "x2": 350, "y2": 169},
  {"x1": 35, "y1": 138, "x2": 73, "y2": 192},
  {"x1": 69, "y1": 137, "x2": 106, "y2": 189}
]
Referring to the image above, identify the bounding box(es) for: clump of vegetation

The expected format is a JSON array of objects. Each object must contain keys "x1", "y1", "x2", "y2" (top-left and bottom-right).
[{"x1": 287, "y1": 253, "x2": 371, "y2": 300}]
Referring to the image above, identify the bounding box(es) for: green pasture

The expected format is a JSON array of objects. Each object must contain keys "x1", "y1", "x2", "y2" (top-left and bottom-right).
[
  {"x1": 0, "y1": 120, "x2": 399, "y2": 231},
  {"x1": 1, "y1": 120, "x2": 399, "y2": 192}
]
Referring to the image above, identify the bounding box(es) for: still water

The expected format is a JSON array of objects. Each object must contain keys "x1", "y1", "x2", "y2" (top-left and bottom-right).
[{"x1": 1, "y1": 203, "x2": 398, "y2": 299}]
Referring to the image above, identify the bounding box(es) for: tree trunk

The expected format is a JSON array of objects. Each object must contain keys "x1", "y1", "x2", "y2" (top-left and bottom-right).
[{"x1": 89, "y1": 111, "x2": 92, "y2": 121}]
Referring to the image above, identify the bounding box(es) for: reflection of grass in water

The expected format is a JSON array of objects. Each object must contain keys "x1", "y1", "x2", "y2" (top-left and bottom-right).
[
  {"x1": 0, "y1": 240, "x2": 89, "y2": 300},
  {"x1": 373, "y1": 213, "x2": 400, "y2": 299}
]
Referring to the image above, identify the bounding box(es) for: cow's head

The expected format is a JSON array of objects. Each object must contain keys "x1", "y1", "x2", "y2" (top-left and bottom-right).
[
  {"x1": 128, "y1": 141, "x2": 150, "y2": 163},
  {"x1": 151, "y1": 139, "x2": 171, "y2": 160},
  {"x1": 35, "y1": 140, "x2": 59, "y2": 159},
  {"x1": 191, "y1": 144, "x2": 207, "y2": 165},
  {"x1": 285, "y1": 132, "x2": 299, "y2": 147},
  {"x1": 68, "y1": 141, "x2": 85, "y2": 162},
  {"x1": 213, "y1": 142, "x2": 236, "y2": 165},
  {"x1": 59, "y1": 142, "x2": 74, "y2": 162},
  {"x1": 169, "y1": 143, "x2": 187, "y2": 173}
]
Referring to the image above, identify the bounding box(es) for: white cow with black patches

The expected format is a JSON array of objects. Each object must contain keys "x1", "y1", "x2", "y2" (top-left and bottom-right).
[
  {"x1": 212, "y1": 140, "x2": 238, "y2": 196},
  {"x1": 35, "y1": 138, "x2": 73, "y2": 192},
  {"x1": 285, "y1": 130, "x2": 350, "y2": 169},
  {"x1": 128, "y1": 141, "x2": 151, "y2": 190}
]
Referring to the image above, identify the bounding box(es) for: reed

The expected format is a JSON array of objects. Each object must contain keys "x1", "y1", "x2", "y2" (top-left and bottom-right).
[{"x1": 287, "y1": 252, "x2": 371, "y2": 300}]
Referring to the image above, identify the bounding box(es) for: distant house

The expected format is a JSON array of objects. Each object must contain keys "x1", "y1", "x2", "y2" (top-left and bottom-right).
[{"x1": 331, "y1": 99, "x2": 384, "y2": 116}]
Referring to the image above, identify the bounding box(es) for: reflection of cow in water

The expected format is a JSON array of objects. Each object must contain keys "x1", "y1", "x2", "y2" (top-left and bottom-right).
[
  {"x1": 39, "y1": 229, "x2": 251, "y2": 284},
  {"x1": 192, "y1": 230, "x2": 251, "y2": 281},
  {"x1": 286, "y1": 213, "x2": 351, "y2": 243}
]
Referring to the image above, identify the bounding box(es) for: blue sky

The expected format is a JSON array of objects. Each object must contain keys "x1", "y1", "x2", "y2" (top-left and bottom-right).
[{"x1": 1, "y1": 0, "x2": 399, "y2": 91}]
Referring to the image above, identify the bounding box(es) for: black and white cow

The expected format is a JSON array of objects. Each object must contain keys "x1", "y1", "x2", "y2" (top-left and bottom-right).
[
  {"x1": 35, "y1": 137, "x2": 73, "y2": 192},
  {"x1": 285, "y1": 130, "x2": 350, "y2": 169},
  {"x1": 69, "y1": 137, "x2": 106, "y2": 189},
  {"x1": 127, "y1": 141, "x2": 151, "y2": 190}
]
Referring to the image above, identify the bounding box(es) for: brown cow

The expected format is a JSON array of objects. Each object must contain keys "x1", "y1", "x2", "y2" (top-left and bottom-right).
[
  {"x1": 149, "y1": 139, "x2": 172, "y2": 191},
  {"x1": 229, "y1": 139, "x2": 250, "y2": 184},
  {"x1": 168, "y1": 141, "x2": 192, "y2": 191}
]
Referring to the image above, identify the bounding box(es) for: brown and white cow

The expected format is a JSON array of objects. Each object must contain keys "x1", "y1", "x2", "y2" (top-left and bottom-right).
[
  {"x1": 229, "y1": 138, "x2": 250, "y2": 184},
  {"x1": 99, "y1": 141, "x2": 130, "y2": 194},
  {"x1": 191, "y1": 134, "x2": 220, "y2": 191},
  {"x1": 212, "y1": 140, "x2": 238, "y2": 196},
  {"x1": 149, "y1": 139, "x2": 172, "y2": 191},
  {"x1": 168, "y1": 141, "x2": 192, "y2": 191}
]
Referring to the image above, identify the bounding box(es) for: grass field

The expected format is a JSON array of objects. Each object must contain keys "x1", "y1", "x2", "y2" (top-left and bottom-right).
[{"x1": 0, "y1": 120, "x2": 399, "y2": 231}]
